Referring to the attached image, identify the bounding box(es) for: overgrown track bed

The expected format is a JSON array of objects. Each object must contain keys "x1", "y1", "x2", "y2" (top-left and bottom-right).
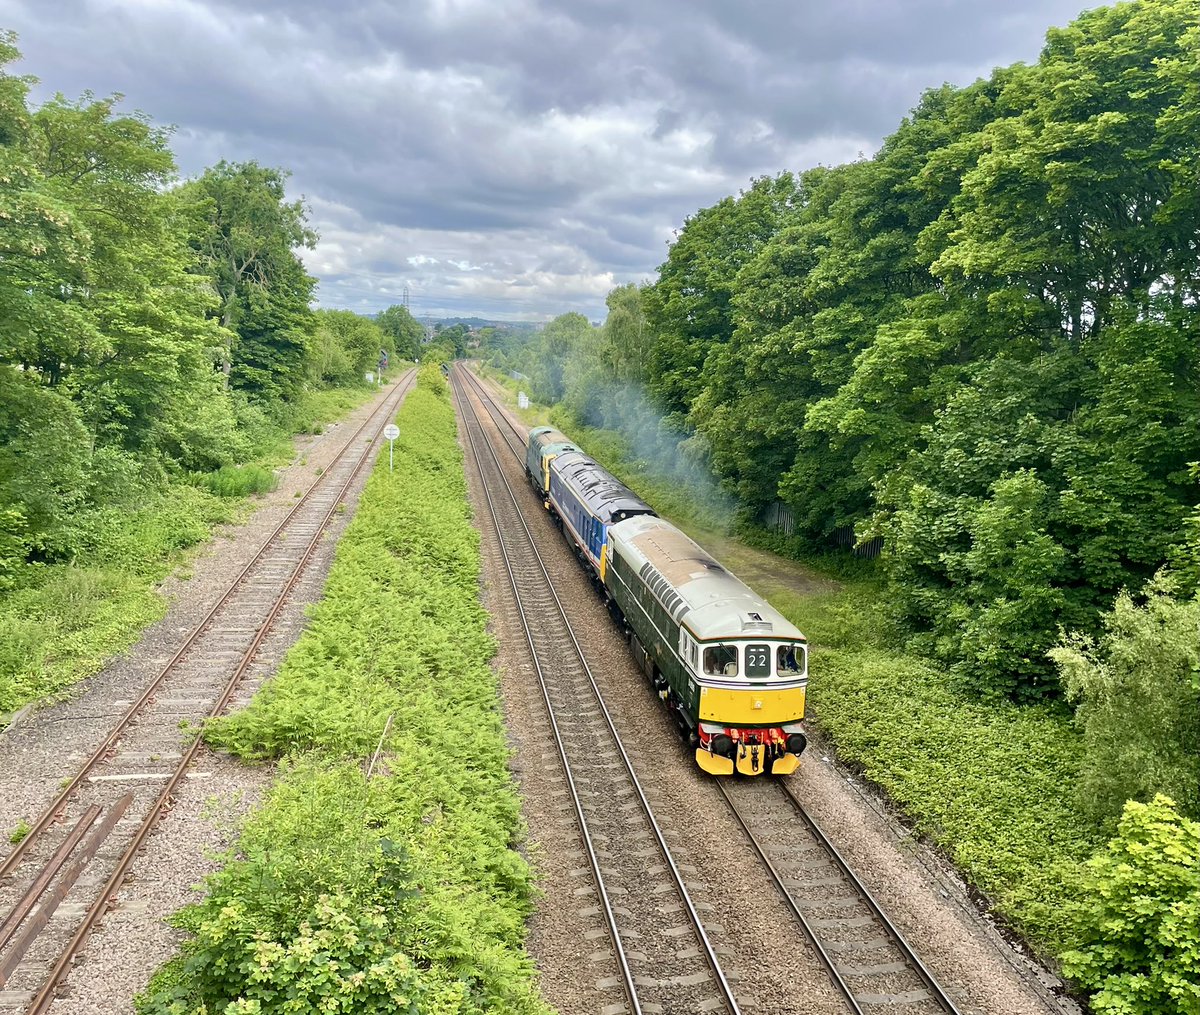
[
  {"x1": 0, "y1": 371, "x2": 416, "y2": 1014},
  {"x1": 717, "y1": 778, "x2": 962, "y2": 1014},
  {"x1": 452, "y1": 367, "x2": 740, "y2": 1015}
]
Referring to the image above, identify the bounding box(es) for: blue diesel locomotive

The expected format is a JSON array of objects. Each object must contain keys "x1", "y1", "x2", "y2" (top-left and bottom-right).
[{"x1": 526, "y1": 426, "x2": 809, "y2": 776}]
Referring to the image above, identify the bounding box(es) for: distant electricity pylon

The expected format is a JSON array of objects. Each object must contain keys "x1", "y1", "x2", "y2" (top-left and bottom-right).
[{"x1": 402, "y1": 286, "x2": 410, "y2": 310}]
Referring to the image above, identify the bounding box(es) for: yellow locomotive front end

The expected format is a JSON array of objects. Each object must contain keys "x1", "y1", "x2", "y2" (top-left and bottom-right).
[{"x1": 688, "y1": 636, "x2": 809, "y2": 777}]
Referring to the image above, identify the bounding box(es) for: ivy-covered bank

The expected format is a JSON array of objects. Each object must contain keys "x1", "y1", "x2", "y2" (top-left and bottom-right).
[{"x1": 139, "y1": 365, "x2": 551, "y2": 1015}]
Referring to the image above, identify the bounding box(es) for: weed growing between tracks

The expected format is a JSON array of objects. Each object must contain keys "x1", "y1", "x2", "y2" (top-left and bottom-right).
[{"x1": 138, "y1": 365, "x2": 550, "y2": 1015}]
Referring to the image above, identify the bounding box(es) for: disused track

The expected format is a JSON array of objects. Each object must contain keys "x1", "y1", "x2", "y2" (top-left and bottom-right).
[
  {"x1": 460, "y1": 363, "x2": 965, "y2": 1015},
  {"x1": 451, "y1": 366, "x2": 740, "y2": 1015},
  {"x1": 0, "y1": 371, "x2": 416, "y2": 1013}
]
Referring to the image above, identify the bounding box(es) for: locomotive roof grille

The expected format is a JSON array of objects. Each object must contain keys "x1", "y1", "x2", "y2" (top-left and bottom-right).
[{"x1": 638, "y1": 561, "x2": 685, "y2": 619}]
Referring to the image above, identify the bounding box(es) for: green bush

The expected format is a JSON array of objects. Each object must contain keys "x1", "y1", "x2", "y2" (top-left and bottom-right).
[
  {"x1": 141, "y1": 364, "x2": 550, "y2": 1015},
  {"x1": 0, "y1": 509, "x2": 29, "y2": 595},
  {"x1": 0, "y1": 485, "x2": 237, "y2": 715},
  {"x1": 1060, "y1": 795, "x2": 1200, "y2": 1015},
  {"x1": 189, "y1": 465, "x2": 278, "y2": 498},
  {"x1": 146, "y1": 763, "x2": 532, "y2": 1015},
  {"x1": 1051, "y1": 571, "x2": 1200, "y2": 821}
]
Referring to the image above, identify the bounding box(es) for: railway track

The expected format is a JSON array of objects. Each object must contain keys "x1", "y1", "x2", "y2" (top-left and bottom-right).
[
  {"x1": 451, "y1": 367, "x2": 741, "y2": 1015},
  {"x1": 0, "y1": 371, "x2": 416, "y2": 1013},
  {"x1": 718, "y1": 778, "x2": 962, "y2": 1014},
  {"x1": 458, "y1": 365, "x2": 527, "y2": 457},
  {"x1": 461, "y1": 364, "x2": 965, "y2": 1015}
]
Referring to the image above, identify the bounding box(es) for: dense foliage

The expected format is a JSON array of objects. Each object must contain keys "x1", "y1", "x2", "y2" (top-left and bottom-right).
[
  {"x1": 1061, "y1": 796, "x2": 1199, "y2": 1015},
  {"x1": 140, "y1": 366, "x2": 549, "y2": 1015},
  {"x1": 789, "y1": 582, "x2": 1099, "y2": 951},
  {"x1": 1051, "y1": 573, "x2": 1200, "y2": 820},
  {"x1": 0, "y1": 38, "x2": 395, "y2": 714},
  {"x1": 493, "y1": 0, "x2": 1199, "y2": 704},
  {"x1": 375, "y1": 304, "x2": 426, "y2": 363},
  {"x1": 484, "y1": 4, "x2": 1199, "y2": 1005}
]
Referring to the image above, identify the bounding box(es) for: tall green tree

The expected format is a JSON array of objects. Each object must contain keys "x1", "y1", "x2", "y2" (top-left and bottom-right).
[
  {"x1": 643, "y1": 173, "x2": 798, "y2": 420},
  {"x1": 1, "y1": 77, "x2": 228, "y2": 462},
  {"x1": 528, "y1": 313, "x2": 592, "y2": 405},
  {"x1": 432, "y1": 322, "x2": 470, "y2": 359},
  {"x1": 308, "y1": 309, "x2": 389, "y2": 387},
  {"x1": 599, "y1": 283, "x2": 652, "y2": 383},
  {"x1": 375, "y1": 304, "x2": 423, "y2": 361},
  {"x1": 179, "y1": 161, "x2": 317, "y2": 391},
  {"x1": 593, "y1": 0, "x2": 1200, "y2": 699},
  {"x1": 0, "y1": 37, "x2": 91, "y2": 384}
]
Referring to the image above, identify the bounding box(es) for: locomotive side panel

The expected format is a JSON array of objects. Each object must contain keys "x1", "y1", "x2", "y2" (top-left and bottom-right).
[
  {"x1": 548, "y1": 460, "x2": 602, "y2": 569},
  {"x1": 605, "y1": 541, "x2": 700, "y2": 734}
]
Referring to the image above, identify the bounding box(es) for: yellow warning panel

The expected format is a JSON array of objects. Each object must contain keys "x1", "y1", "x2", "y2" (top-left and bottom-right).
[{"x1": 698, "y1": 685, "x2": 805, "y2": 725}]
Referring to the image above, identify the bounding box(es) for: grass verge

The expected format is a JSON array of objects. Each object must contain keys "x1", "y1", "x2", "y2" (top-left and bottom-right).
[
  {"x1": 137, "y1": 364, "x2": 551, "y2": 1015},
  {"x1": 794, "y1": 581, "x2": 1100, "y2": 953},
  {"x1": 0, "y1": 486, "x2": 238, "y2": 718}
]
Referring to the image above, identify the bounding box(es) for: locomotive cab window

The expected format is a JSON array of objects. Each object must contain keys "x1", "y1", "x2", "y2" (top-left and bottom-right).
[
  {"x1": 680, "y1": 631, "x2": 699, "y2": 670},
  {"x1": 746, "y1": 643, "x2": 771, "y2": 677},
  {"x1": 704, "y1": 644, "x2": 738, "y2": 677},
  {"x1": 777, "y1": 644, "x2": 805, "y2": 676}
]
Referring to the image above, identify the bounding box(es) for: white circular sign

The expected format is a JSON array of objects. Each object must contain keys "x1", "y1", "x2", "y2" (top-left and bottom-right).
[{"x1": 383, "y1": 424, "x2": 400, "y2": 441}]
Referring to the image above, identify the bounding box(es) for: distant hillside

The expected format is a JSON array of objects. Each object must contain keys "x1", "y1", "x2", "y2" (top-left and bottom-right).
[{"x1": 419, "y1": 316, "x2": 542, "y2": 330}]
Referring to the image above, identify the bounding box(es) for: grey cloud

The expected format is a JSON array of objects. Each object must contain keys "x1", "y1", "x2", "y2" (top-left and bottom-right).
[{"x1": 1, "y1": 0, "x2": 1087, "y2": 319}]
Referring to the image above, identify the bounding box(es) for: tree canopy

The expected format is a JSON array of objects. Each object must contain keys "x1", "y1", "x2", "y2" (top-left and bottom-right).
[
  {"x1": 0, "y1": 40, "x2": 390, "y2": 579},
  {"x1": 503, "y1": 0, "x2": 1199, "y2": 704}
]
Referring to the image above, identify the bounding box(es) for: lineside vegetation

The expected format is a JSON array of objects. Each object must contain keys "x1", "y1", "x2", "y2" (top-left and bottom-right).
[
  {"x1": 476, "y1": 3, "x2": 1199, "y2": 1008},
  {"x1": 138, "y1": 362, "x2": 551, "y2": 1015},
  {"x1": 0, "y1": 36, "x2": 427, "y2": 718}
]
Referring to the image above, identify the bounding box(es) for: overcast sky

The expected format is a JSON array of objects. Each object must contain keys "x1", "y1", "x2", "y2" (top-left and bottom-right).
[{"x1": 2, "y1": 0, "x2": 1090, "y2": 322}]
